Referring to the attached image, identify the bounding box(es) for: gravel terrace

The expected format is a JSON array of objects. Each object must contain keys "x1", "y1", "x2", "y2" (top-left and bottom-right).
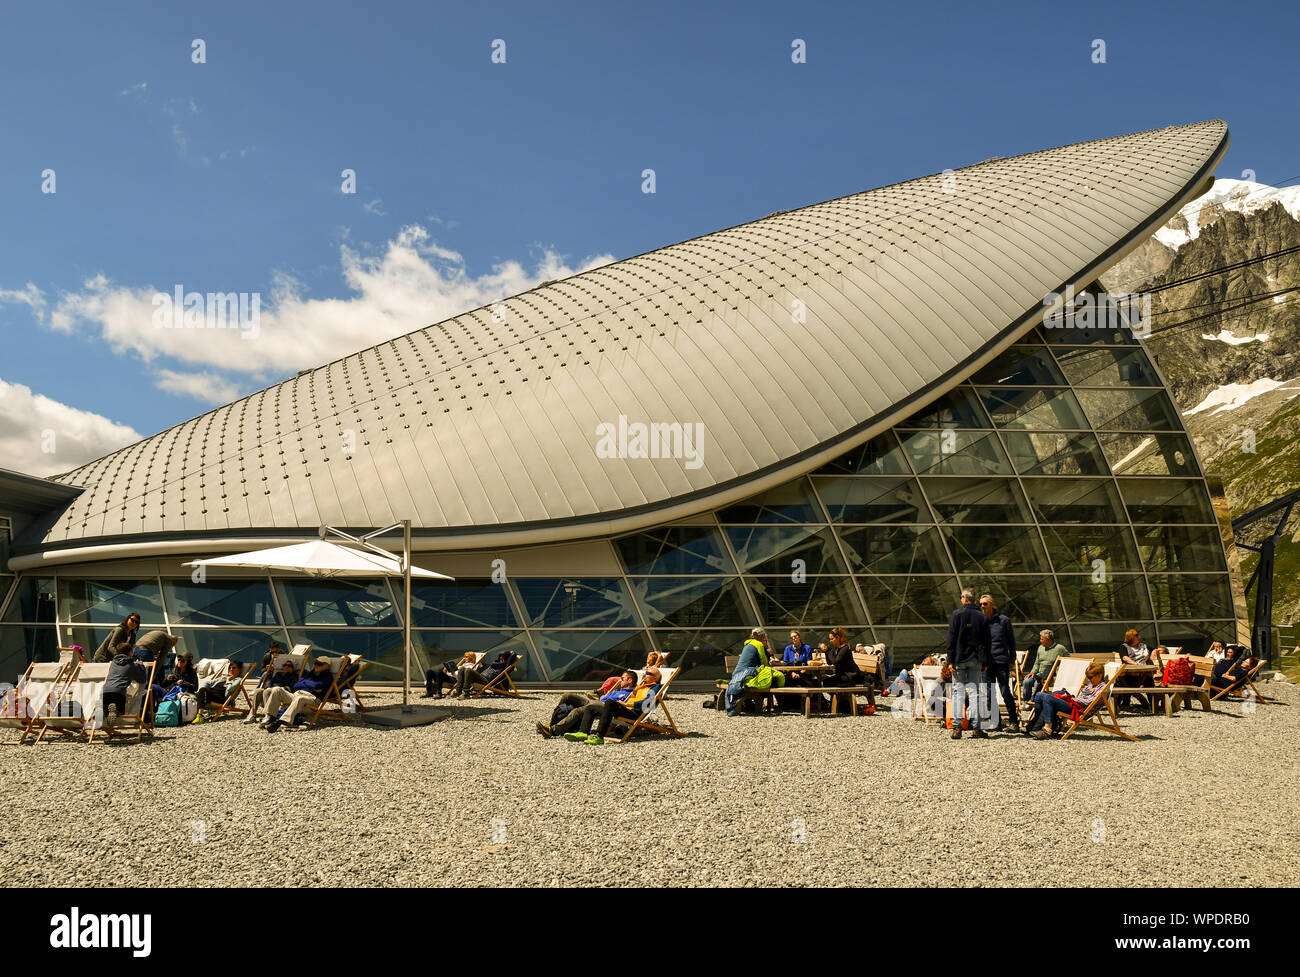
[{"x1": 2, "y1": 684, "x2": 1296, "y2": 887}]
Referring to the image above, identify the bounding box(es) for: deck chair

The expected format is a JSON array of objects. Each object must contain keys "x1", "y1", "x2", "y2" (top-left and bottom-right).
[
  {"x1": 84, "y1": 655, "x2": 163, "y2": 742},
  {"x1": 258, "y1": 645, "x2": 311, "y2": 685},
  {"x1": 1210, "y1": 657, "x2": 1270, "y2": 705},
  {"x1": 1060, "y1": 662, "x2": 1135, "y2": 742},
  {"x1": 608, "y1": 667, "x2": 684, "y2": 742},
  {"x1": 303, "y1": 655, "x2": 369, "y2": 726},
  {"x1": 334, "y1": 654, "x2": 369, "y2": 711},
  {"x1": 2, "y1": 661, "x2": 74, "y2": 744},
  {"x1": 912, "y1": 664, "x2": 946, "y2": 724},
  {"x1": 467, "y1": 650, "x2": 523, "y2": 698},
  {"x1": 195, "y1": 658, "x2": 256, "y2": 718}
]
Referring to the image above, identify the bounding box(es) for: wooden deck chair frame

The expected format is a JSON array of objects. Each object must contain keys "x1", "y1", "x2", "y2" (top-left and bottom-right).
[
  {"x1": 2, "y1": 660, "x2": 73, "y2": 745},
  {"x1": 1060, "y1": 662, "x2": 1136, "y2": 742},
  {"x1": 468, "y1": 650, "x2": 523, "y2": 698},
  {"x1": 304, "y1": 655, "x2": 367, "y2": 726},
  {"x1": 911, "y1": 664, "x2": 945, "y2": 725},
  {"x1": 196, "y1": 658, "x2": 258, "y2": 718},
  {"x1": 610, "y1": 667, "x2": 684, "y2": 742},
  {"x1": 1209, "y1": 657, "x2": 1270, "y2": 705},
  {"x1": 334, "y1": 654, "x2": 369, "y2": 711},
  {"x1": 86, "y1": 655, "x2": 163, "y2": 742}
]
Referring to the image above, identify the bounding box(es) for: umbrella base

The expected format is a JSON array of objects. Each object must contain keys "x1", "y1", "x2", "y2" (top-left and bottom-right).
[{"x1": 362, "y1": 705, "x2": 446, "y2": 728}]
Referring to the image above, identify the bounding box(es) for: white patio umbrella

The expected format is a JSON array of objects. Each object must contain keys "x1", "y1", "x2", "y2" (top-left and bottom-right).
[{"x1": 183, "y1": 523, "x2": 452, "y2": 708}]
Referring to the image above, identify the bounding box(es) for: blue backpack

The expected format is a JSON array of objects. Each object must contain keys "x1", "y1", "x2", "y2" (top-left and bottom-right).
[{"x1": 154, "y1": 693, "x2": 182, "y2": 728}]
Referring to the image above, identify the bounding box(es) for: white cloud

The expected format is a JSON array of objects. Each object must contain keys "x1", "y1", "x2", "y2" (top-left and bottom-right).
[
  {"x1": 154, "y1": 369, "x2": 244, "y2": 404},
  {"x1": 363, "y1": 199, "x2": 386, "y2": 216},
  {"x1": 0, "y1": 283, "x2": 46, "y2": 319},
  {"x1": 0, "y1": 379, "x2": 141, "y2": 478},
  {"x1": 23, "y1": 225, "x2": 615, "y2": 388},
  {"x1": 119, "y1": 81, "x2": 147, "y2": 97}
]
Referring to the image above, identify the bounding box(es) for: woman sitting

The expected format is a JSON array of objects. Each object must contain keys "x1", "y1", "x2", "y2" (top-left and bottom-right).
[
  {"x1": 1210, "y1": 649, "x2": 1258, "y2": 696},
  {"x1": 563, "y1": 667, "x2": 662, "y2": 745},
  {"x1": 1025, "y1": 662, "x2": 1108, "y2": 738}
]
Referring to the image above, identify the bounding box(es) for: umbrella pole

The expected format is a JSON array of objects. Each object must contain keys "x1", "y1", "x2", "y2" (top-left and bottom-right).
[{"x1": 403, "y1": 519, "x2": 412, "y2": 711}]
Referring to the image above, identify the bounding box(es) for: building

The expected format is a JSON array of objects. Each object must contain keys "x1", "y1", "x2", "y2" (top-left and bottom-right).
[{"x1": 1, "y1": 120, "x2": 1245, "y2": 686}]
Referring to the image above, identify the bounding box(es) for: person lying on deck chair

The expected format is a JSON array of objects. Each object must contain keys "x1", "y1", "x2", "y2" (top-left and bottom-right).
[
  {"x1": 1024, "y1": 661, "x2": 1108, "y2": 739},
  {"x1": 423, "y1": 653, "x2": 473, "y2": 698},
  {"x1": 562, "y1": 667, "x2": 662, "y2": 745},
  {"x1": 536, "y1": 670, "x2": 637, "y2": 739},
  {"x1": 195, "y1": 661, "x2": 246, "y2": 717},
  {"x1": 245, "y1": 659, "x2": 302, "y2": 724},
  {"x1": 1210, "y1": 649, "x2": 1259, "y2": 696},
  {"x1": 448, "y1": 649, "x2": 519, "y2": 698},
  {"x1": 263, "y1": 657, "x2": 334, "y2": 732}
]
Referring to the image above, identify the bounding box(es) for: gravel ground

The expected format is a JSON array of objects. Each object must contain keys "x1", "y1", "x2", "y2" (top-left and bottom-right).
[{"x1": 2, "y1": 683, "x2": 1296, "y2": 887}]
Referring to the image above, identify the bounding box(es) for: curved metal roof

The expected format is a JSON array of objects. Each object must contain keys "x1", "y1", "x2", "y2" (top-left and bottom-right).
[{"x1": 25, "y1": 120, "x2": 1228, "y2": 562}]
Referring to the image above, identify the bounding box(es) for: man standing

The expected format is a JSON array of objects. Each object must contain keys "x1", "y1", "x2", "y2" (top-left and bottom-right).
[
  {"x1": 1021, "y1": 629, "x2": 1068, "y2": 702},
  {"x1": 980, "y1": 594, "x2": 1019, "y2": 733},
  {"x1": 946, "y1": 587, "x2": 991, "y2": 740}
]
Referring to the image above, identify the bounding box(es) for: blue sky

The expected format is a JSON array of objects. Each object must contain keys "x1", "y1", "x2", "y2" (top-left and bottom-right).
[{"x1": 1, "y1": 0, "x2": 1297, "y2": 474}]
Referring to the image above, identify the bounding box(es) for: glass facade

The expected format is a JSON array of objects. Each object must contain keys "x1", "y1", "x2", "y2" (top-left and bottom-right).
[{"x1": 0, "y1": 323, "x2": 1237, "y2": 687}]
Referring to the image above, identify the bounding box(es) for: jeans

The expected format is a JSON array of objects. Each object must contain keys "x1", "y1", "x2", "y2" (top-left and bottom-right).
[
  {"x1": 1021, "y1": 673, "x2": 1043, "y2": 701},
  {"x1": 424, "y1": 666, "x2": 456, "y2": 695},
  {"x1": 951, "y1": 660, "x2": 986, "y2": 728},
  {"x1": 725, "y1": 667, "x2": 757, "y2": 714},
  {"x1": 1028, "y1": 691, "x2": 1073, "y2": 730},
  {"x1": 991, "y1": 663, "x2": 1016, "y2": 724}
]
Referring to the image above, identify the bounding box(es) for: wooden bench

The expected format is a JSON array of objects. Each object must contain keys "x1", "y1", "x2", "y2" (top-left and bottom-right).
[
  {"x1": 714, "y1": 654, "x2": 776, "y2": 713},
  {"x1": 1110, "y1": 653, "x2": 1212, "y2": 716},
  {"x1": 770, "y1": 684, "x2": 876, "y2": 718}
]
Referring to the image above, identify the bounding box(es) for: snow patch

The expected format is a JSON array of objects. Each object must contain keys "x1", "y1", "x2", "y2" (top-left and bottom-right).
[
  {"x1": 1162, "y1": 179, "x2": 1300, "y2": 249},
  {"x1": 1183, "y1": 378, "x2": 1288, "y2": 416},
  {"x1": 1200, "y1": 329, "x2": 1270, "y2": 345}
]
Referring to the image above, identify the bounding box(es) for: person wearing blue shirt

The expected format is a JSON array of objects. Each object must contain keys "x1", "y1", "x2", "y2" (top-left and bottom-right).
[{"x1": 783, "y1": 630, "x2": 813, "y2": 665}]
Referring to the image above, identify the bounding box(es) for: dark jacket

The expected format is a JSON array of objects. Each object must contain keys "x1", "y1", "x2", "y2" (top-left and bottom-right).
[
  {"x1": 479, "y1": 650, "x2": 518, "y2": 682},
  {"x1": 172, "y1": 663, "x2": 200, "y2": 693},
  {"x1": 267, "y1": 669, "x2": 298, "y2": 690},
  {"x1": 987, "y1": 612, "x2": 1015, "y2": 667},
  {"x1": 947, "y1": 604, "x2": 990, "y2": 666},
  {"x1": 104, "y1": 654, "x2": 148, "y2": 697},
  {"x1": 293, "y1": 668, "x2": 334, "y2": 698},
  {"x1": 826, "y1": 644, "x2": 864, "y2": 685}
]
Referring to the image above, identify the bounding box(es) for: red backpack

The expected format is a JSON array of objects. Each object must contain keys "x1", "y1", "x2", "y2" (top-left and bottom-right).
[{"x1": 1162, "y1": 657, "x2": 1193, "y2": 687}]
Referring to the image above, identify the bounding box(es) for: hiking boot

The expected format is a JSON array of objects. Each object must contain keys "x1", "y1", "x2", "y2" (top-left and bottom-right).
[
  {"x1": 291, "y1": 715, "x2": 306, "y2": 728},
  {"x1": 536, "y1": 722, "x2": 553, "y2": 738},
  {"x1": 563, "y1": 731, "x2": 589, "y2": 742},
  {"x1": 265, "y1": 718, "x2": 281, "y2": 733},
  {"x1": 243, "y1": 713, "x2": 259, "y2": 724},
  {"x1": 1032, "y1": 728, "x2": 1052, "y2": 740},
  {"x1": 971, "y1": 729, "x2": 989, "y2": 739},
  {"x1": 105, "y1": 703, "x2": 118, "y2": 726},
  {"x1": 191, "y1": 711, "x2": 206, "y2": 724},
  {"x1": 584, "y1": 735, "x2": 604, "y2": 745},
  {"x1": 950, "y1": 727, "x2": 961, "y2": 739}
]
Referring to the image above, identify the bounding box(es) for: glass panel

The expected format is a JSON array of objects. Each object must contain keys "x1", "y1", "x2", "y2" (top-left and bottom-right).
[
  {"x1": 1038, "y1": 525, "x2": 1141, "y2": 574},
  {"x1": 1000, "y1": 431, "x2": 1108, "y2": 476},
  {"x1": 407, "y1": 578, "x2": 518, "y2": 629},
  {"x1": 744, "y1": 576, "x2": 865, "y2": 627},
  {"x1": 813, "y1": 432, "x2": 911, "y2": 475},
  {"x1": 1068, "y1": 622, "x2": 1152, "y2": 656},
  {"x1": 1056, "y1": 575, "x2": 1153, "y2": 621},
  {"x1": 1153, "y1": 621, "x2": 1235, "y2": 656},
  {"x1": 724, "y1": 525, "x2": 847, "y2": 574},
  {"x1": 5, "y1": 576, "x2": 56, "y2": 624},
  {"x1": 289, "y1": 629, "x2": 412, "y2": 679},
  {"x1": 1021, "y1": 478, "x2": 1126, "y2": 524},
  {"x1": 896, "y1": 387, "x2": 990, "y2": 428},
  {"x1": 514, "y1": 578, "x2": 640, "y2": 629},
  {"x1": 169, "y1": 628, "x2": 286, "y2": 666},
  {"x1": 900, "y1": 429, "x2": 1012, "y2": 476},
  {"x1": 528, "y1": 630, "x2": 651, "y2": 684},
  {"x1": 716, "y1": 479, "x2": 825, "y2": 524},
  {"x1": 1117, "y1": 479, "x2": 1217, "y2": 524},
  {"x1": 870, "y1": 627, "x2": 949, "y2": 667},
  {"x1": 275, "y1": 579, "x2": 397, "y2": 627},
  {"x1": 858, "y1": 575, "x2": 957, "y2": 626},
  {"x1": 162, "y1": 578, "x2": 278, "y2": 627},
  {"x1": 1041, "y1": 324, "x2": 1139, "y2": 346},
  {"x1": 59, "y1": 578, "x2": 166, "y2": 626},
  {"x1": 1133, "y1": 525, "x2": 1228, "y2": 573},
  {"x1": 0, "y1": 622, "x2": 58, "y2": 678},
  {"x1": 627, "y1": 577, "x2": 750, "y2": 629},
  {"x1": 1053, "y1": 345, "x2": 1162, "y2": 387},
  {"x1": 1077, "y1": 387, "x2": 1180, "y2": 431},
  {"x1": 975, "y1": 387, "x2": 1089, "y2": 430},
  {"x1": 813, "y1": 476, "x2": 928, "y2": 523},
  {"x1": 921, "y1": 478, "x2": 1033, "y2": 524},
  {"x1": 837, "y1": 525, "x2": 952, "y2": 575},
  {"x1": 968, "y1": 346, "x2": 1065, "y2": 386},
  {"x1": 654, "y1": 629, "x2": 758, "y2": 684},
  {"x1": 964, "y1": 576, "x2": 1063, "y2": 621},
  {"x1": 614, "y1": 526, "x2": 735, "y2": 575},
  {"x1": 415, "y1": 630, "x2": 529, "y2": 680},
  {"x1": 1146, "y1": 574, "x2": 1234, "y2": 620},
  {"x1": 941, "y1": 524, "x2": 1050, "y2": 574},
  {"x1": 1099, "y1": 433, "x2": 1200, "y2": 477}
]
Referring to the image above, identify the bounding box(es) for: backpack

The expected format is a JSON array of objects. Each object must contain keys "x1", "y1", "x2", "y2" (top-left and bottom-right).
[
  {"x1": 1162, "y1": 657, "x2": 1193, "y2": 687},
  {"x1": 177, "y1": 692, "x2": 199, "y2": 724},
  {"x1": 154, "y1": 698, "x2": 182, "y2": 727}
]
